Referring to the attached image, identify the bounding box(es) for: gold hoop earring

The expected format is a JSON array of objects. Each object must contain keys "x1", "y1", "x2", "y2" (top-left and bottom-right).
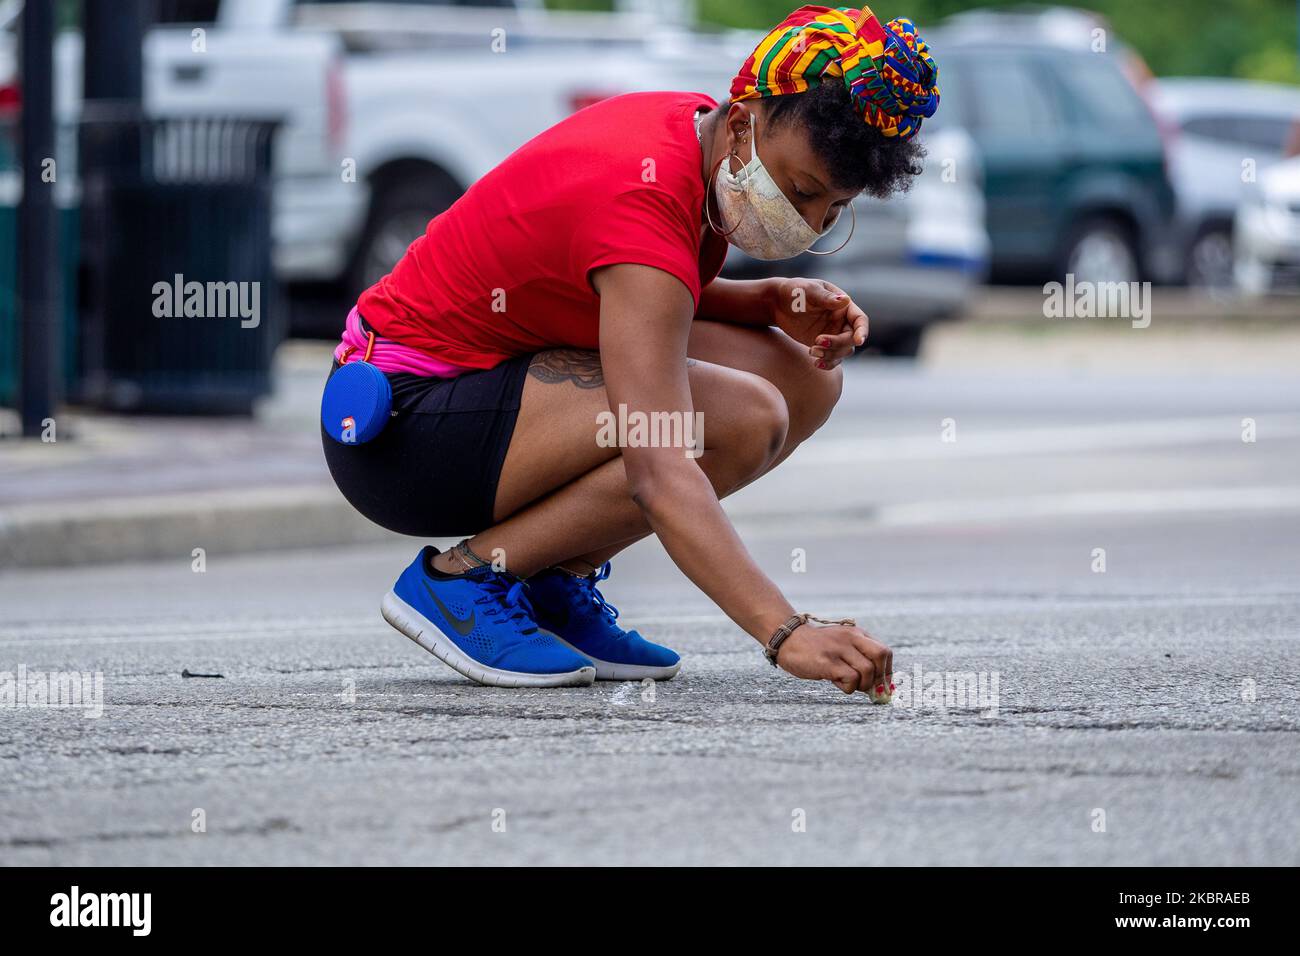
[
  {"x1": 805, "y1": 200, "x2": 856, "y2": 257},
  {"x1": 704, "y1": 152, "x2": 743, "y2": 238}
]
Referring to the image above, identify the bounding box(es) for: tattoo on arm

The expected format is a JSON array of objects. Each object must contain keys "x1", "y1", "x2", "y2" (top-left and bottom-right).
[
  {"x1": 527, "y1": 350, "x2": 697, "y2": 388},
  {"x1": 528, "y1": 349, "x2": 605, "y2": 389}
]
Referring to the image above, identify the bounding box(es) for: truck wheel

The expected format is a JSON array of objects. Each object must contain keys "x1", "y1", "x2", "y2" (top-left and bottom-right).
[
  {"x1": 1059, "y1": 216, "x2": 1139, "y2": 285},
  {"x1": 350, "y1": 170, "x2": 460, "y2": 301},
  {"x1": 1186, "y1": 224, "x2": 1234, "y2": 291}
]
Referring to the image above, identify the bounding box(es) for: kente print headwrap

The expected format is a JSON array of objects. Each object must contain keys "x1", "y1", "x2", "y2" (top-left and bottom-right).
[{"x1": 729, "y1": 5, "x2": 940, "y2": 141}]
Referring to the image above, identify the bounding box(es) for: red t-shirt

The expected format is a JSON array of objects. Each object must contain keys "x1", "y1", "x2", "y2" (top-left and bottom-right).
[{"x1": 358, "y1": 91, "x2": 728, "y2": 370}]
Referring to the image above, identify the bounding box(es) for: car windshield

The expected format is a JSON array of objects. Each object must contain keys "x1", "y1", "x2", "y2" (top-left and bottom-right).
[
  {"x1": 945, "y1": 51, "x2": 1062, "y2": 136},
  {"x1": 1055, "y1": 54, "x2": 1149, "y2": 126}
]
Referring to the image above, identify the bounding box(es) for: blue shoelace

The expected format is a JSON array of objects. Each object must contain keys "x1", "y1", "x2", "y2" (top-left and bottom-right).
[
  {"x1": 475, "y1": 571, "x2": 538, "y2": 634},
  {"x1": 574, "y1": 562, "x2": 620, "y2": 622}
]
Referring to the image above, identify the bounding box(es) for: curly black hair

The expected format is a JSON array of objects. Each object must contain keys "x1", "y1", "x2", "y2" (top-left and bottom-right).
[{"x1": 750, "y1": 80, "x2": 927, "y2": 199}]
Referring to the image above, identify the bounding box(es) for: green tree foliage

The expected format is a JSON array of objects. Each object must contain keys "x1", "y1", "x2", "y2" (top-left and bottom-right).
[
  {"x1": 705, "y1": 0, "x2": 1297, "y2": 82},
  {"x1": 551, "y1": 1, "x2": 1298, "y2": 83}
]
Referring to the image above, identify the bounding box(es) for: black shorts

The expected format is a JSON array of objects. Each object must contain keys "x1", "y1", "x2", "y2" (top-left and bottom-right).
[{"x1": 321, "y1": 353, "x2": 533, "y2": 537}]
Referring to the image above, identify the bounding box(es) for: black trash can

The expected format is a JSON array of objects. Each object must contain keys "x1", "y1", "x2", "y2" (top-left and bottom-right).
[{"x1": 78, "y1": 108, "x2": 283, "y2": 415}]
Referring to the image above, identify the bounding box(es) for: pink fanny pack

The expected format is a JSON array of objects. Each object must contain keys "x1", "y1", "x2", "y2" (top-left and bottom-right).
[{"x1": 333, "y1": 306, "x2": 468, "y2": 378}]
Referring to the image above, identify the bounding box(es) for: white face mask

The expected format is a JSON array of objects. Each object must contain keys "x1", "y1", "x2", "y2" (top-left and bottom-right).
[{"x1": 712, "y1": 114, "x2": 840, "y2": 261}]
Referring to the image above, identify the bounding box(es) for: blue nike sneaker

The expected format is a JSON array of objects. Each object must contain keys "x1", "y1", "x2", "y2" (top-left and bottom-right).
[
  {"x1": 381, "y1": 547, "x2": 596, "y2": 687},
  {"x1": 527, "y1": 562, "x2": 681, "y2": 681}
]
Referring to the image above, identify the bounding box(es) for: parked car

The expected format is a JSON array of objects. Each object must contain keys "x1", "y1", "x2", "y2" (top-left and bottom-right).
[
  {"x1": 147, "y1": 1, "x2": 362, "y2": 291},
  {"x1": 931, "y1": 8, "x2": 1179, "y2": 285},
  {"x1": 321, "y1": 3, "x2": 671, "y2": 303},
  {"x1": 1235, "y1": 154, "x2": 1300, "y2": 294},
  {"x1": 1152, "y1": 78, "x2": 1300, "y2": 289},
  {"x1": 160, "y1": 0, "x2": 690, "y2": 317}
]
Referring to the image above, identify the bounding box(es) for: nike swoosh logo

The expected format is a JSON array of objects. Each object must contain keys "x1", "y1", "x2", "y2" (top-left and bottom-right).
[{"x1": 423, "y1": 581, "x2": 476, "y2": 636}]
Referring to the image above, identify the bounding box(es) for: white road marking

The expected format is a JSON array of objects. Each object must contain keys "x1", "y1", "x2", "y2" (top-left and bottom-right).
[
  {"x1": 873, "y1": 485, "x2": 1300, "y2": 527},
  {"x1": 793, "y1": 414, "x2": 1300, "y2": 464},
  {"x1": 0, "y1": 620, "x2": 374, "y2": 648}
]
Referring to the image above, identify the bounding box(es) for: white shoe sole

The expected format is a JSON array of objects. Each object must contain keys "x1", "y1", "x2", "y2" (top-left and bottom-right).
[
  {"x1": 381, "y1": 591, "x2": 596, "y2": 688},
  {"x1": 543, "y1": 630, "x2": 681, "y2": 682}
]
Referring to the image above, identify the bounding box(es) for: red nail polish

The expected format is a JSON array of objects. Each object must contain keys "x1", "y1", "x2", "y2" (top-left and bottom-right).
[
  {"x1": 816, "y1": 361, "x2": 826, "y2": 369},
  {"x1": 890, "y1": 683, "x2": 896, "y2": 690},
  {"x1": 818, "y1": 338, "x2": 829, "y2": 347},
  {"x1": 875, "y1": 685, "x2": 884, "y2": 693}
]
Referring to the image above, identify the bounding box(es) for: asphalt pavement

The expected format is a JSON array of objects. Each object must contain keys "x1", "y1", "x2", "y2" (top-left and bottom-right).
[{"x1": 2, "y1": 331, "x2": 1298, "y2": 865}]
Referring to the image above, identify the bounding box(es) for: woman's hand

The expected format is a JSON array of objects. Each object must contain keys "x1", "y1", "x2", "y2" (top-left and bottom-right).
[
  {"x1": 776, "y1": 622, "x2": 893, "y2": 695},
  {"x1": 767, "y1": 278, "x2": 868, "y2": 369}
]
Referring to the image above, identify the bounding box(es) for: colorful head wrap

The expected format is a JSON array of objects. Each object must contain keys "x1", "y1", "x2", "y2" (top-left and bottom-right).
[{"x1": 729, "y1": 5, "x2": 940, "y2": 140}]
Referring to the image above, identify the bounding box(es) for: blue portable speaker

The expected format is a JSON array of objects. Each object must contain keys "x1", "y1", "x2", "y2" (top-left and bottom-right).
[{"x1": 322, "y1": 359, "x2": 392, "y2": 445}]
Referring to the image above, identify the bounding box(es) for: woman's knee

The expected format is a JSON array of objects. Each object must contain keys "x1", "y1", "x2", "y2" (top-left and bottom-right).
[
  {"x1": 763, "y1": 333, "x2": 843, "y2": 443},
  {"x1": 799, "y1": 361, "x2": 843, "y2": 437},
  {"x1": 732, "y1": 374, "x2": 790, "y2": 475},
  {"x1": 688, "y1": 322, "x2": 844, "y2": 444}
]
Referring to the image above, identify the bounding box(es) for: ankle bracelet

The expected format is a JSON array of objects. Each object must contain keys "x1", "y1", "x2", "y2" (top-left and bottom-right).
[{"x1": 453, "y1": 539, "x2": 491, "y2": 570}]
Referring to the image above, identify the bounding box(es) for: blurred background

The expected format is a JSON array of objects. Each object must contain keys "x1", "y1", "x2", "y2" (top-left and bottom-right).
[{"x1": 0, "y1": 0, "x2": 1298, "y2": 562}]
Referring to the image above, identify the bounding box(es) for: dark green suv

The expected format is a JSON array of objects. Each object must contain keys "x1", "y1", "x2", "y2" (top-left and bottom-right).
[{"x1": 930, "y1": 14, "x2": 1178, "y2": 285}]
